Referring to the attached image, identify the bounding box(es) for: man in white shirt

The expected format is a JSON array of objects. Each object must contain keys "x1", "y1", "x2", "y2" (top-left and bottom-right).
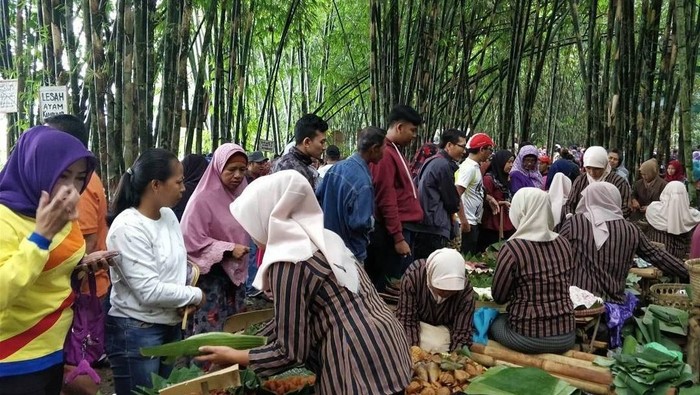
[
  {"x1": 456, "y1": 133, "x2": 498, "y2": 255},
  {"x1": 318, "y1": 145, "x2": 341, "y2": 179}
]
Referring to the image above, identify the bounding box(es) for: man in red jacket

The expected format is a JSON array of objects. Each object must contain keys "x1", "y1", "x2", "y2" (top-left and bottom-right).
[{"x1": 366, "y1": 105, "x2": 424, "y2": 292}]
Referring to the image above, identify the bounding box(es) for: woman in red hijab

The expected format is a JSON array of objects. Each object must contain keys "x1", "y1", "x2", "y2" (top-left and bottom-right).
[{"x1": 665, "y1": 160, "x2": 686, "y2": 183}]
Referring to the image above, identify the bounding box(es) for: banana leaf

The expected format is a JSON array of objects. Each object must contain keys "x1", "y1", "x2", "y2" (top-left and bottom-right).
[
  {"x1": 466, "y1": 366, "x2": 577, "y2": 395},
  {"x1": 643, "y1": 305, "x2": 689, "y2": 336}
]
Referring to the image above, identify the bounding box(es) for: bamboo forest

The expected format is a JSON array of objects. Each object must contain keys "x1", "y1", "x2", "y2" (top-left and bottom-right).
[{"x1": 0, "y1": 0, "x2": 699, "y2": 194}]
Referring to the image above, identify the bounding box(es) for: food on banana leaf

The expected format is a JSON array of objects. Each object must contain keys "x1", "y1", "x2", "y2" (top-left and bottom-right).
[{"x1": 407, "y1": 347, "x2": 486, "y2": 393}]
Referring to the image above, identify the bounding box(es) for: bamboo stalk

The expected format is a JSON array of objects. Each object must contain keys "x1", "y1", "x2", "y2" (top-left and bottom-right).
[
  {"x1": 563, "y1": 350, "x2": 600, "y2": 362},
  {"x1": 471, "y1": 345, "x2": 613, "y2": 385},
  {"x1": 533, "y1": 353, "x2": 610, "y2": 372}
]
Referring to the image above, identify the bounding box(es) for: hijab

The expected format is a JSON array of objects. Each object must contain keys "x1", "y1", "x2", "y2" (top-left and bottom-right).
[
  {"x1": 172, "y1": 154, "x2": 209, "y2": 220},
  {"x1": 509, "y1": 187, "x2": 558, "y2": 242},
  {"x1": 181, "y1": 144, "x2": 250, "y2": 285},
  {"x1": 426, "y1": 248, "x2": 466, "y2": 304},
  {"x1": 510, "y1": 145, "x2": 544, "y2": 189},
  {"x1": 0, "y1": 125, "x2": 96, "y2": 218},
  {"x1": 487, "y1": 150, "x2": 514, "y2": 198},
  {"x1": 410, "y1": 143, "x2": 439, "y2": 179},
  {"x1": 549, "y1": 172, "x2": 572, "y2": 228},
  {"x1": 646, "y1": 181, "x2": 700, "y2": 235},
  {"x1": 575, "y1": 182, "x2": 624, "y2": 250},
  {"x1": 640, "y1": 158, "x2": 660, "y2": 182},
  {"x1": 583, "y1": 146, "x2": 612, "y2": 184},
  {"x1": 665, "y1": 160, "x2": 685, "y2": 182},
  {"x1": 230, "y1": 170, "x2": 359, "y2": 293}
]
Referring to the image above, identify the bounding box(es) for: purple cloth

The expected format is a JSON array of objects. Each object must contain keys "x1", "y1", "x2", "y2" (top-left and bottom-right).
[
  {"x1": 509, "y1": 171, "x2": 536, "y2": 195},
  {"x1": 510, "y1": 145, "x2": 544, "y2": 190},
  {"x1": 605, "y1": 291, "x2": 638, "y2": 348},
  {"x1": 0, "y1": 126, "x2": 96, "y2": 217}
]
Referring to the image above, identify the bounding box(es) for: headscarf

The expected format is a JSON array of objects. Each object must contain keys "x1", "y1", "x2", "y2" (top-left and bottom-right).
[
  {"x1": 665, "y1": 160, "x2": 685, "y2": 182},
  {"x1": 583, "y1": 146, "x2": 612, "y2": 184},
  {"x1": 0, "y1": 125, "x2": 96, "y2": 218},
  {"x1": 426, "y1": 248, "x2": 466, "y2": 304},
  {"x1": 510, "y1": 145, "x2": 544, "y2": 189},
  {"x1": 646, "y1": 181, "x2": 700, "y2": 235},
  {"x1": 575, "y1": 182, "x2": 624, "y2": 250},
  {"x1": 172, "y1": 154, "x2": 209, "y2": 220},
  {"x1": 509, "y1": 187, "x2": 558, "y2": 242},
  {"x1": 410, "y1": 142, "x2": 439, "y2": 179},
  {"x1": 639, "y1": 158, "x2": 660, "y2": 182},
  {"x1": 548, "y1": 173, "x2": 572, "y2": 228},
  {"x1": 230, "y1": 170, "x2": 359, "y2": 293},
  {"x1": 487, "y1": 150, "x2": 514, "y2": 198},
  {"x1": 181, "y1": 144, "x2": 250, "y2": 285}
]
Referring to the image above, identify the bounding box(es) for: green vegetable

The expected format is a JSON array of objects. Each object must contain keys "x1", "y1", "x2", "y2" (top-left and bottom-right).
[
  {"x1": 140, "y1": 332, "x2": 267, "y2": 357},
  {"x1": 133, "y1": 365, "x2": 203, "y2": 395}
]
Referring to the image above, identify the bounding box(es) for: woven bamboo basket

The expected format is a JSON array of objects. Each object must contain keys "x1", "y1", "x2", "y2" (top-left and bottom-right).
[
  {"x1": 574, "y1": 305, "x2": 606, "y2": 318},
  {"x1": 649, "y1": 283, "x2": 692, "y2": 311},
  {"x1": 686, "y1": 258, "x2": 700, "y2": 305}
]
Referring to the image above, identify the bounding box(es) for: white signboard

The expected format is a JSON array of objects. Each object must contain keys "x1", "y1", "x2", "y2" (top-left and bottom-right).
[
  {"x1": 0, "y1": 80, "x2": 18, "y2": 113},
  {"x1": 259, "y1": 139, "x2": 275, "y2": 152},
  {"x1": 39, "y1": 85, "x2": 68, "y2": 120}
]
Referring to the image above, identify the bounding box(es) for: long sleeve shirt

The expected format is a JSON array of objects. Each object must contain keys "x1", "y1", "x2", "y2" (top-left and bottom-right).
[
  {"x1": 396, "y1": 260, "x2": 475, "y2": 351},
  {"x1": 492, "y1": 237, "x2": 575, "y2": 338},
  {"x1": 509, "y1": 171, "x2": 536, "y2": 195},
  {"x1": 559, "y1": 214, "x2": 688, "y2": 302},
  {"x1": 0, "y1": 204, "x2": 83, "y2": 377},
  {"x1": 417, "y1": 151, "x2": 460, "y2": 239},
  {"x1": 369, "y1": 139, "x2": 423, "y2": 243},
  {"x1": 316, "y1": 154, "x2": 375, "y2": 261},
  {"x1": 107, "y1": 208, "x2": 202, "y2": 325},
  {"x1": 568, "y1": 173, "x2": 632, "y2": 218},
  {"x1": 248, "y1": 252, "x2": 412, "y2": 395}
]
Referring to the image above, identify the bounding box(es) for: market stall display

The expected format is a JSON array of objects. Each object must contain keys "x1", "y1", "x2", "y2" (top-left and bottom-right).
[{"x1": 407, "y1": 346, "x2": 486, "y2": 394}]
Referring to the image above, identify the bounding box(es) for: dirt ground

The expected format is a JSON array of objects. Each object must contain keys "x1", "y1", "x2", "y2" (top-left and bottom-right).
[{"x1": 94, "y1": 296, "x2": 272, "y2": 394}]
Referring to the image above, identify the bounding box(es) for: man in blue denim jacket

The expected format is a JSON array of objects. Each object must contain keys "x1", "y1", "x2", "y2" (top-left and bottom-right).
[{"x1": 316, "y1": 127, "x2": 386, "y2": 262}]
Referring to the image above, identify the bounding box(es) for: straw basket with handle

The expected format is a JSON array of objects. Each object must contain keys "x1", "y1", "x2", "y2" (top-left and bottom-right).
[
  {"x1": 181, "y1": 260, "x2": 201, "y2": 330},
  {"x1": 685, "y1": 258, "x2": 700, "y2": 306}
]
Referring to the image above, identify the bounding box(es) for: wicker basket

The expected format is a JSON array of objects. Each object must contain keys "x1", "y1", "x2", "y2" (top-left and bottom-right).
[
  {"x1": 574, "y1": 305, "x2": 606, "y2": 318},
  {"x1": 685, "y1": 258, "x2": 700, "y2": 306},
  {"x1": 649, "y1": 283, "x2": 692, "y2": 311}
]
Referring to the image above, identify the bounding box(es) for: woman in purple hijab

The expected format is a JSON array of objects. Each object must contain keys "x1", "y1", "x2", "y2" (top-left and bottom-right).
[
  {"x1": 0, "y1": 126, "x2": 112, "y2": 394},
  {"x1": 509, "y1": 145, "x2": 544, "y2": 194},
  {"x1": 180, "y1": 143, "x2": 251, "y2": 335}
]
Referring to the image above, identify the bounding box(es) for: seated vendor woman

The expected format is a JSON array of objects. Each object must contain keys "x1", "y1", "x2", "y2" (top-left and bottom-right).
[
  {"x1": 490, "y1": 188, "x2": 576, "y2": 354},
  {"x1": 396, "y1": 248, "x2": 475, "y2": 353},
  {"x1": 560, "y1": 182, "x2": 688, "y2": 303}
]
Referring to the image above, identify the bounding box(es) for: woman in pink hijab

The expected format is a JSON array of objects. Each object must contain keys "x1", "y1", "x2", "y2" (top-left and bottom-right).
[{"x1": 181, "y1": 144, "x2": 251, "y2": 334}]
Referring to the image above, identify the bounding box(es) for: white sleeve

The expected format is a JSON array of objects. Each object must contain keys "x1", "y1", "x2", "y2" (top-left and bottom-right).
[
  {"x1": 455, "y1": 164, "x2": 474, "y2": 189},
  {"x1": 108, "y1": 224, "x2": 202, "y2": 308}
]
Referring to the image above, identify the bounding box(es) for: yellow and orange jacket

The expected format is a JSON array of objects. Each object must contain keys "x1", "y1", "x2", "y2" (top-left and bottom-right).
[{"x1": 0, "y1": 204, "x2": 85, "y2": 377}]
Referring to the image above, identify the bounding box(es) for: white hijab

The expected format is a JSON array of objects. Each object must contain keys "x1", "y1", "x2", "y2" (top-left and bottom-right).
[
  {"x1": 509, "y1": 187, "x2": 559, "y2": 242},
  {"x1": 575, "y1": 182, "x2": 624, "y2": 250},
  {"x1": 646, "y1": 181, "x2": 700, "y2": 235},
  {"x1": 549, "y1": 172, "x2": 572, "y2": 227},
  {"x1": 583, "y1": 146, "x2": 612, "y2": 184},
  {"x1": 426, "y1": 248, "x2": 466, "y2": 304},
  {"x1": 230, "y1": 170, "x2": 359, "y2": 293}
]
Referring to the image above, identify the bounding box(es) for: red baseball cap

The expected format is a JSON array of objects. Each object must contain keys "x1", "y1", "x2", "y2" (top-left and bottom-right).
[
  {"x1": 539, "y1": 155, "x2": 551, "y2": 164},
  {"x1": 466, "y1": 133, "x2": 495, "y2": 149}
]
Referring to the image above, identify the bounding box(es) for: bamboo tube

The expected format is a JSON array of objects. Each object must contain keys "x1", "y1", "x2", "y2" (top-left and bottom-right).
[
  {"x1": 563, "y1": 349, "x2": 599, "y2": 362},
  {"x1": 470, "y1": 352, "x2": 496, "y2": 367},
  {"x1": 492, "y1": 360, "x2": 613, "y2": 394},
  {"x1": 533, "y1": 353, "x2": 611, "y2": 372},
  {"x1": 471, "y1": 344, "x2": 613, "y2": 385}
]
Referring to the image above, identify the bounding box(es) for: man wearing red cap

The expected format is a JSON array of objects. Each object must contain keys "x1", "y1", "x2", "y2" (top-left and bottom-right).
[
  {"x1": 456, "y1": 133, "x2": 498, "y2": 255},
  {"x1": 539, "y1": 154, "x2": 551, "y2": 188}
]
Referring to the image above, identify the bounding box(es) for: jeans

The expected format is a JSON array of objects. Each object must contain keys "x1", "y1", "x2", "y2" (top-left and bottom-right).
[
  {"x1": 105, "y1": 315, "x2": 182, "y2": 395},
  {"x1": 0, "y1": 363, "x2": 63, "y2": 395},
  {"x1": 246, "y1": 241, "x2": 259, "y2": 295}
]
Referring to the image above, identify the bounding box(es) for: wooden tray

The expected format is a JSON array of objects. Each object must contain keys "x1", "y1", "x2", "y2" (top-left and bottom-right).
[
  {"x1": 160, "y1": 365, "x2": 241, "y2": 395},
  {"x1": 223, "y1": 308, "x2": 274, "y2": 333}
]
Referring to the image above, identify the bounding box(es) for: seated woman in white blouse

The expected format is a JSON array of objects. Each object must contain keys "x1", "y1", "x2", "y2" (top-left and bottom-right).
[{"x1": 106, "y1": 149, "x2": 204, "y2": 395}]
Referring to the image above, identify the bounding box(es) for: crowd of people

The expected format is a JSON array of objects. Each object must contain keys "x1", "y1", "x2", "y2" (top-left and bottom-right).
[{"x1": 1, "y1": 108, "x2": 700, "y2": 395}]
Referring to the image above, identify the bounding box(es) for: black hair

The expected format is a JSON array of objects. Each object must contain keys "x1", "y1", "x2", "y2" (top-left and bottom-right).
[
  {"x1": 109, "y1": 148, "x2": 179, "y2": 224},
  {"x1": 609, "y1": 148, "x2": 623, "y2": 163},
  {"x1": 294, "y1": 114, "x2": 328, "y2": 145},
  {"x1": 520, "y1": 141, "x2": 532, "y2": 147},
  {"x1": 357, "y1": 126, "x2": 386, "y2": 152},
  {"x1": 439, "y1": 129, "x2": 467, "y2": 149},
  {"x1": 560, "y1": 148, "x2": 575, "y2": 161},
  {"x1": 45, "y1": 114, "x2": 88, "y2": 148},
  {"x1": 387, "y1": 105, "x2": 422, "y2": 128}
]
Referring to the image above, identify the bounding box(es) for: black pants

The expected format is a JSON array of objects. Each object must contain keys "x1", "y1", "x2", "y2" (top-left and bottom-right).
[
  {"x1": 0, "y1": 363, "x2": 63, "y2": 395},
  {"x1": 413, "y1": 233, "x2": 450, "y2": 260},
  {"x1": 365, "y1": 225, "x2": 416, "y2": 292},
  {"x1": 461, "y1": 226, "x2": 480, "y2": 256}
]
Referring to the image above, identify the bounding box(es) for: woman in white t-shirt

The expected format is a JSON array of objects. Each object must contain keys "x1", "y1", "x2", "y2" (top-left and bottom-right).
[{"x1": 105, "y1": 149, "x2": 204, "y2": 395}]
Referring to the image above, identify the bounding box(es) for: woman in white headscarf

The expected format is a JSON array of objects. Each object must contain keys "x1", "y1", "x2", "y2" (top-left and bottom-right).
[
  {"x1": 396, "y1": 248, "x2": 475, "y2": 353},
  {"x1": 195, "y1": 170, "x2": 411, "y2": 395},
  {"x1": 645, "y1": 181, "x2": 700, "y2": 260},
  {"x1": 548, "y1": 172, "x2": 572, "y2": 231},
  {"x1": 559, "y1": 182, "x2": 688, "y2": 302},
  {"x1": 567, "y1": 146, "x2": 632, "y2": 218},
  {"x1": 490, "y1": 188, "x2": 576, "y2": 354}
]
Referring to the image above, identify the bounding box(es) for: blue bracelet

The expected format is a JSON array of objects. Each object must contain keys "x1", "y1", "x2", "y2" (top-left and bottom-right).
[{"x1": 28, "y1": 232, "x2": 51, "y2": 250}]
